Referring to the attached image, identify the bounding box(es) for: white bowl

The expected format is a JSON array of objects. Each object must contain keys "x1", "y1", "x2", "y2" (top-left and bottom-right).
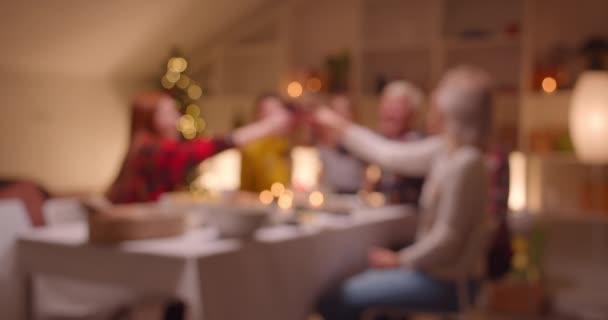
[{"x1": 209, "y1": 205, "x2": 270, "y2": 238}]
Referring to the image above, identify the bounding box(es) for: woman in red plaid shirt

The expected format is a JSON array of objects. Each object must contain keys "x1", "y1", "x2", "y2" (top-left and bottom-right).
[{"x1": 107, "y1": 91, "x2": 291, "y2": 204}]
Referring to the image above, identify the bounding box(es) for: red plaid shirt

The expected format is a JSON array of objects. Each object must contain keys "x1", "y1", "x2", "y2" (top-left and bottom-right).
[{"x1": 107, "y1": 137, "x2": 231, "y2": 204}]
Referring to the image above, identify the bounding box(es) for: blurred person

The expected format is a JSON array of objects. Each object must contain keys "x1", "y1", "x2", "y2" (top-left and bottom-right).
[
  {"x1": 107, "y1": 91, "x2": 290, "y2": 203},
  {"x1": 315, "y1": 66, "x2": 494, "y2": 318},
  {"x1": 367, "y1": 81, "x2": 426, "y2": 205},
  {"x1": 240, "y1": 94, "x2": 292, "y2": 193},
  {"x1": 317, "y1": 94, "x2": 365, "y2": 194}
]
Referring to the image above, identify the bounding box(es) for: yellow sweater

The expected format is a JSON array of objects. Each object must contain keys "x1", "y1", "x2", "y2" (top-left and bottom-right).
[{"x1": 240, "y1": 136, "x2": 291, "y2": 192}]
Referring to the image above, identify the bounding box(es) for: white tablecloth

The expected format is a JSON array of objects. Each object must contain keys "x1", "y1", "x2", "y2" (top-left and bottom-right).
[{"x1": 18, "y1": 206, "x2": 416, "y2": 320}]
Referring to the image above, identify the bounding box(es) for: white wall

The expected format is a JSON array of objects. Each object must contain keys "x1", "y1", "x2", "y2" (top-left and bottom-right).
[{"x1": 0, "y1": 73, "x2": 143, "y2": 193}]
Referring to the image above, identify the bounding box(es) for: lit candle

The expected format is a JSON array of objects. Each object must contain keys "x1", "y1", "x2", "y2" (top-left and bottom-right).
[
  {"x1": 367, "y1": 192, "x2": 386, "y2": 207},
  {"x1": 277, "y1": 192, "x2": 293, "y2": 210},
  {"x1": 271, "y1": 182, "x2": 286, "y2": 197},
  {"x1": 259, "y1": 190, "x2": 274, "y2": 205},
  {"x1": 308, "y1": 191, "x2": 324, "y2": 208}
]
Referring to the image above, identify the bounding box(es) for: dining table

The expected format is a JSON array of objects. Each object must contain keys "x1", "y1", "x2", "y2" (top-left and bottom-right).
[{"x1": 17, "y1": 205, "x2": 417, "y2": 320}]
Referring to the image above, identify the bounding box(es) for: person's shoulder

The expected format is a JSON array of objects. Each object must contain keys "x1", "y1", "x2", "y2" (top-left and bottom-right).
[{"x1": 452, "y1": 146, "x2": 486, "y2": 171}]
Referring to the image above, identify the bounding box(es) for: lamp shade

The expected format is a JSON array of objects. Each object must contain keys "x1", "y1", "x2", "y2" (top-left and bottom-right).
[{"x1": 570, "y1": 71, "x2": 608, "y2": 164}]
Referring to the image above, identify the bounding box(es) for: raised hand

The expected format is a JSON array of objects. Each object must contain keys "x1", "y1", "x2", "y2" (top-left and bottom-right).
[{"x1": 368, "y1": 247, "x2": 400, "y2": 268}]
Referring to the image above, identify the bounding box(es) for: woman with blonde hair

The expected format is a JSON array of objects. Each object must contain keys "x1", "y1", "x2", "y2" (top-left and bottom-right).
[{"x1": 316, "y1": 66, "x2": 494, "y2": 318}]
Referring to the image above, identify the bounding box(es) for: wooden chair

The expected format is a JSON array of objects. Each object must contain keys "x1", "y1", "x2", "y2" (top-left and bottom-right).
[
  {"x1": 42, "y1": 197, "x2": 86, "y2": 225},
  {"x1": 0, "y1": 199, "x2": 33, "y2": 320},
  {"x1": 361, "y1": 219, "x2": 496, "y2": 320}
]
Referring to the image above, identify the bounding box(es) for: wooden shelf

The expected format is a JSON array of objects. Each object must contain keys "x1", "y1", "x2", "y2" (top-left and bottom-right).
[
  {"x1": 361, "y1": 42, "x2": 431, "y2": 53},
  {"x1": 444, "y1": 35, "x2": 521, "y2": 50}
]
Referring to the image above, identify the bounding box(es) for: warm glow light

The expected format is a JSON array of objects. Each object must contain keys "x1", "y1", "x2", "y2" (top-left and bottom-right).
[
  {"x1": 508, "y1": 152, "x2": 527, "y2": 212},
  {"x1": 178, "y1": 114, "x2": 195, "y2": 131},
  {"x1": 271, "y1": 182, "x2": 286, "y2": 197},
  {"x1": 259, "y1": 190, "x2": 274, "y2": 205},
  {"x1": 182, "y1": 128, "x2": 197, "y2": 140},
  {"x1": 366, "y1": 165, "x2": 382, "y2": 184},
  {"x1": 306, "y1": 77, "x2": 322, "y2": 92},
  {"x1": 195, "y1": 149, "x2": 242, "y2": 192},
  {"x1": 196, "y1": 118, "x2": 207, "y2": 132},
  {"x1": 291, "y1": 147, "x2": 321, "y2": 191},
  {"x1": 277, "y1": 193, "x2": 293, "y2": 210},
  {"x1": 188, "y1": 85, "x2": 203, "y2": 99},
  {"x1": 570, "y1": 71, "x2": 608, "y2": 164},
  {"x1": 367, "y1": 192, "x2": 386, "y2": 207},
  {"x1": 168, "y1": 57, "x2": 188, "y2": 73},
  {"x1": 186, "y1": 104, "x2": 200, "y2": 117},
  {"x1": 177, "y1": 75, "x2": 191, "y2": 89},
  {"x1": 308, "y1": 191, "x2": 324, "y2": 208},
  {"x1": 166, "y1": 71, "x2": 180, "y2": 83},
  {"x1": 287, "y1": 81, "x2": 303, "y2": 98},
  {"x1": 161, "y1": 76, "x2": 175, "y2": 89},
  {"x1": 542, "y1": 77, "x2": 557, "y2": 93}
]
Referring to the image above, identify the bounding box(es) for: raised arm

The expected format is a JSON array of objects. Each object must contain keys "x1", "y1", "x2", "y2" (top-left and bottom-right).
[
  {"x1": 343, "y1": 125, "x2": 443, "y2": 177},
  {"x1": 230, "y1": 111, "x2": 291, "y2": 147},
  {"x1": 315, "y1": 108, "x2": 443, "y2": 177}
]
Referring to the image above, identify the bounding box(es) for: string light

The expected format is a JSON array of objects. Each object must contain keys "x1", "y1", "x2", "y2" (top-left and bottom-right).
[
  {"x1": 168, "y1": 57, "x2": 188, "y2": 73},
  {"x1": 176, "y1": 75, "x2": 191, "y2": 89},
  {"x1": 196, "y1": 117, "x2": 207, "y2": 132},
  {"x1": 186, "y1": 104, "x2": 200, "y2": 117},
  {"x1": 188, "y1": 84, "x2": 202, "y2": 99},
  {"x1": 287, "y1": 81, "x2": 303, "y2": 98},
  {"x1": 166, "y1": 70, "x2": 180, "y2": 83},
  {"x1": 366, "y1": 165, "x2": 382, "y2": 184},
  {"x1": 161, "y1": 76, "x2": 175, "y2": 89}
]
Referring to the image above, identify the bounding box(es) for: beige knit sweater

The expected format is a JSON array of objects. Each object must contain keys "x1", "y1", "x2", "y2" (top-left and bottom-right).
[{"x1": 344, "y1": 125, "x2": 492, "y2": 282}]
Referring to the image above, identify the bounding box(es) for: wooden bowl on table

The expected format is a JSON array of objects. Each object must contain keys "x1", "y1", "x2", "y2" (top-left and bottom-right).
[{"x1": 85, "y1": 200, "x2": 188, "y2": 244}]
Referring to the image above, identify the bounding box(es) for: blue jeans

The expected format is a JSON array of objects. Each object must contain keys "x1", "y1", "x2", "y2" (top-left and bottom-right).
[{"x1": 318, "y1": 269, "x2": 465, "y2": 320}]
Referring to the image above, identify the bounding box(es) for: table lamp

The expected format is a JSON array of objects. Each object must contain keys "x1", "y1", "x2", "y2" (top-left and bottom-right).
[{"x1": 570, "y1": 71, "x2": 608, "y2": 164}]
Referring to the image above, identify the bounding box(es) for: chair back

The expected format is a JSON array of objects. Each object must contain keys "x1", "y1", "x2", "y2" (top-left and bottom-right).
[
  {"x1": 0, "y1": 199, "x2": 33, "y2": 320},
  {"x1": 43, "y1": 197, "x2": 86, "y2": 225}
]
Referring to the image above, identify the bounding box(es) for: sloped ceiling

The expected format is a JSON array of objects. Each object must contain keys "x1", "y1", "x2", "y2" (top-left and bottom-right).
[{"x1": 0, "y1": 0, "x2": 273, "y2": 79}]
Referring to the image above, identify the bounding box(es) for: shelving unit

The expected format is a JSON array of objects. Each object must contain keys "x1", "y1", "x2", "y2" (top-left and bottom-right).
[
  {"x1": 189, "y1": 0, "x2": 608, "y2": 218},
  {"x1": 191, "y1": 0, "x2": 607, "y2": 150}
]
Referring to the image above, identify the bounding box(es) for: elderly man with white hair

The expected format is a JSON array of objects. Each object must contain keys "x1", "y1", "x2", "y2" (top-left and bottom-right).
[
  {"x1": 367, "y1": 80, "x2": 426, "y2": 205},
  {"x1": 315, "y1": 66, "x2": 494, "y2": 319}
]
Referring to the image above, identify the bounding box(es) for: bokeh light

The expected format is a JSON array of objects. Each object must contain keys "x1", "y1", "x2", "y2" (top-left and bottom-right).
[
  {"x1": 186, "y1": 104, "x2": 200, "y2": 117},
  {"x1": 287, "y1": 81, "x2": 303, "y2": 98},
  {"x1": 177, "y1": 75, "x2": 191, "y2": 89},
  {"x1": 367, "y1": 192, "x2": 386, "y2": 207},
  {"x1": 188, "y1": 84, "x2": 203, "y2": 99},
  {"x1": 308, "y1": 191, "x2": 324, "y2": 208},
  {"x1": 542, "y1": 76, "x2": 557, "y2": 93},
  {"x1": 306, "y1": 77, "x2": 322, "y2": 92},
  {"x1": 168, "y1": 57, "x2": 188, "y2": 73},
  {"x1": 178, "y1": 114, "x2": 195, "y2": 132},
  {"x1": 161, "y1": 76, "x2": 175, "y2": 89},
  {"x1": 166, "y1": 71, "x2": 180, "y2": 83},
  {"x1": 259, "y1": 190, "x2": 274, "y2": 205},
  {"x1": 366, "y1": 165, "x2": 382, "y2": 184},
  {"x1": 196, "y1": 117, "x2": 207, "y2": 132},
  {"x1": 271, "y1": 182, "x2": 285, "y2": 197}
]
